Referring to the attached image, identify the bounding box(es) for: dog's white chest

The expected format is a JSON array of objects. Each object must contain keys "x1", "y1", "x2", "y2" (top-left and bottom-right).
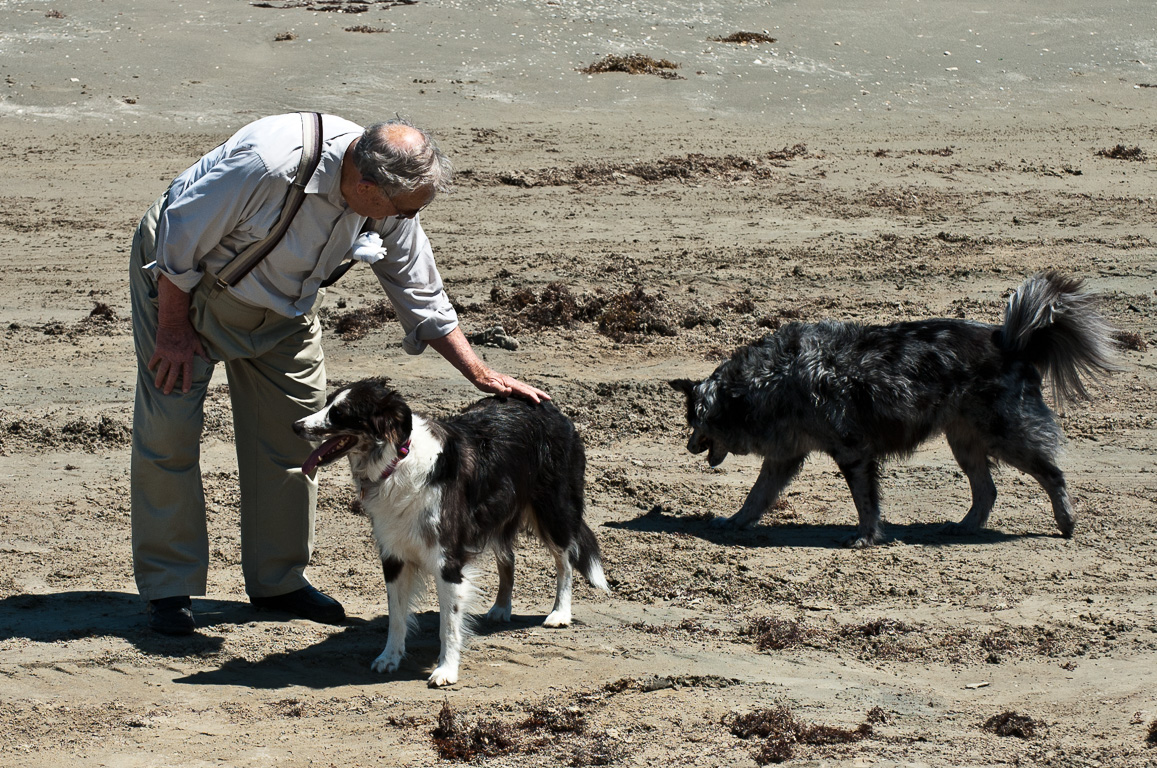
[
  {"x1": 366, "y1": 481, "x2": 440, "y2": 558},
  {"x1": 359, "y1": 421, "x2": 444, "y2": 567}
]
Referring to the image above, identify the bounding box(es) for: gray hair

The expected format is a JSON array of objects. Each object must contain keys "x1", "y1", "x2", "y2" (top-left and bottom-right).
[{"x1": 352, "y1": 117, "x2": 453, "y2": 196}]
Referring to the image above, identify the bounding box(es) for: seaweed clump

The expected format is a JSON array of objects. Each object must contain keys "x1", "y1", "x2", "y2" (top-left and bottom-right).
[
  {"x1": 711, "y1": 32, "x2": 777, "y2": 44},
  {"x1": 432, "y1": 702, "x2": 519, "y2": 760},
  {"x1": 487, "y1": 282, "x2": 679, "y2": 344},
  {"x1": 744, "y1": 617, "x2": 809, "y2": 651},
  {"x1": 1095, "y1": 144, "x2": 1146, "y2": 161},
  {"x1": 323, "y1": 300, "x2": 397, "y2": 340},
  {"x1": 1114, "y1": 329, "x2": 1147, "y2": 352},
  {"x1": 597, "y1": 286, "x2": 678, "y2": 342},
  {"x1": 66, "y1": 302, "x2": 125, "y2": 337},
  {"x1": 490, "y1": 282, "x2": 606, "y2": 332},
  {"x1": 519, "y1": 705, "x2": 586, "y2": 735},
  {"x1": 724, "y1": 706, "x2": 873, "y2": 764},
  {"x1": 429, "y1": 700, "x2": 619, "y2": 764},
  {"x1": 580, "y1": 54, "x2": 683, "y2": 80},
  {"x1": 87, "y1": 302, "x2": 117, "y2": 322},
  {"x1": 982, "y1": 711, "x2": 1041, "y2": 739}
]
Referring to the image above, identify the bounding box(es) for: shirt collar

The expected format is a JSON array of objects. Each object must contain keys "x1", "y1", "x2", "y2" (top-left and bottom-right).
[{"x1": 310, "y1": 131, "x2": 360, "y2": 207}]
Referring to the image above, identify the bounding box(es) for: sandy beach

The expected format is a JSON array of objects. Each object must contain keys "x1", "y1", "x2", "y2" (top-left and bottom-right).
[{"x1": 2, "y1": 0, "x2": 1156, "y2": 765}]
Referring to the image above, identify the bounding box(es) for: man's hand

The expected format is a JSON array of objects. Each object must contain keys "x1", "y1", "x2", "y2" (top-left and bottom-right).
[
  {"x1": 149, "y1": 321, "x2": 209, "y2": 395},
  {"x1": 428, "y1": 327, "x2": 550, "y2": 404},
  {"x1": 472, "y1": 369, "x2": 550, "y2": 404},
  {"x1": 148, "y1": 273, "x2": 209, "y2": 395}
]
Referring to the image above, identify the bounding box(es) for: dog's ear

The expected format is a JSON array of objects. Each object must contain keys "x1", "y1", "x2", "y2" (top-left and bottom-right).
[
  {"x1": 668, "y1": 378, "x2": 699, "y2": 400},
  {"x1": 370, "y1": 389, "x2": 412, "y2": 443},
  {"x1": 394, "y1": 401, "x2": 413, "y2": 445}
]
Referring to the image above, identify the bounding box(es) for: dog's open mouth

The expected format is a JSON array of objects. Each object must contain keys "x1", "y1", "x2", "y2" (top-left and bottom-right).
[
  {"x1": 302, "y1": 435, "x2": 358, "y2": 476},
  {"x1": 689, "y1": 433, "x2": 728, "y2": 467}
]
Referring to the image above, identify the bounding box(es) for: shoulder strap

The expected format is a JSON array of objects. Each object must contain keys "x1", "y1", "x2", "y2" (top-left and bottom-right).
[
  {"x1": 319, "y1": 216, "x2": 382, "y2": 288},
  {"x1": 209, "y1": 112, "x2": 323, "y2": 297}
]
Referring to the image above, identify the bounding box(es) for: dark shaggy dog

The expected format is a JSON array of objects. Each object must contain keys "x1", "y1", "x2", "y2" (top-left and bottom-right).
[
  {"x1": 671, "y1": 272, "x2": 1119, "y2": 548},
  {"x1": 294, "y1": 379, "x2": 608, "y2": 687}
]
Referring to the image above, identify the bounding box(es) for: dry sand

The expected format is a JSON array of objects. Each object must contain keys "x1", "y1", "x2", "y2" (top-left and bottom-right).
[{"x1": 2, "y1": 0, "x2": 1156, "y2": 765}]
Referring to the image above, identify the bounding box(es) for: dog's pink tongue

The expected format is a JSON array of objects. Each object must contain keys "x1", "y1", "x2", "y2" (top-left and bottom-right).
[{"x1": 302, "y1": 437, "x2": 344, "y2": 477}]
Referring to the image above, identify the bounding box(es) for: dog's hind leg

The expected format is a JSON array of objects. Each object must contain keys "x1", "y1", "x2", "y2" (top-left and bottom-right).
[
  {"x1": 989, "y1": 405, "x2": 1074, "y2": 537},
  {"x1": 533, "y1": 474, "x2": 603, "y2": 625},
  {"x1": 373, "y1": 556, "x2": 418, "y2": 675},
  {"x1": 430, "y1": 565, "x2": 471, "y2": 687},
  {"x1": 942, "y1": 430, "x2": 997, "y2": 536},
  {"x1": 714, "y1": 455, "x2": 806, "y2": 529},
  {"x1": 543, "y1": 547, "x2": 574, "y2": 628},
  {"x1": 997, "y1": 450, "x2": 1074, "y2": 538},
  {"x1": 835, "y1": 455, "x2": 884, "y2": 548},
  {"x1": 1033, "y1": 462, "x2": 1074, "y2": 538},
  {"x1": 485, "y1": 548, "x2": 515, "y2": 623}
]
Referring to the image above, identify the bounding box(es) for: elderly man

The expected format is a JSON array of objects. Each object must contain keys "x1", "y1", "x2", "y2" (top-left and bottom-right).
[{"x1": 130, "y1": 113, "x2": 547, "y2": 635}]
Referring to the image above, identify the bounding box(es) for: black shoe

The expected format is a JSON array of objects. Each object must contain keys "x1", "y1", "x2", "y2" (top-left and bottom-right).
[
  {"x1": 250, "y1": 585, "x2": 345, "y2": 625},
  {"x1": 147, "y1": 596, "x2": 196, "y2": 636}
]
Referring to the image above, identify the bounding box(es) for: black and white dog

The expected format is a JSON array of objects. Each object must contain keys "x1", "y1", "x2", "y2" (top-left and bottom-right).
[
  {"x1": 671, "y1": 272, "x2": 1119, "y2": 548},
  {"x1": 294, "y1": 380, "x2": 608, "y2": 687}
]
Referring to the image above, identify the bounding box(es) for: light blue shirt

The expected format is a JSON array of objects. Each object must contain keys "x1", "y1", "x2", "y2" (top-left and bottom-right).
[{"x1": 151, "y1": 113, "x2": 458, "y2": 354}]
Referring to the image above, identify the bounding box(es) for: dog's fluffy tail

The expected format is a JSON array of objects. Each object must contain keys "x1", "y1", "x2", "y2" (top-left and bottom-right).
[
  {"x1": 1002, "y1": 271, "x2": 1121, "y2": 408},
  {"x1": 571, "y1": 524, "x2": 610, "y2": 592}
]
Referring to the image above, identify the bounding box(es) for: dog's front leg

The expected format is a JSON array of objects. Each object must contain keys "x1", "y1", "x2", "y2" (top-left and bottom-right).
[
  {"x1": 429, "y1": 564, "x2": 469, "y2": 687},
  {"x1": 836, "y1": 455, "x2": 884, "y2": 548},
  {"x1": 714, "y1": 456, "x2": 805, "y2": 529},
  {"x1": 943, "y1": 433, "x2": 997, "y2": 536},
  {"x1": 372, "y1": 556, "x2": 414, "y2": 674}
]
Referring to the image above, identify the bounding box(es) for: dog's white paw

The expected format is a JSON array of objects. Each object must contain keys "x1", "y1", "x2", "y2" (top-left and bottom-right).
[
  {"x1": 543, "y1": 610, "x2": 571, "y2": 628},
  {"x1": 485, "y1": 603, "x2": 512, "y2": 622},
  {"x1": 371, "y1": 648, "x2": 403, "y2": 674},
  {"x1": 428, "y1": 665, "x2": 459, "y2": 688}
]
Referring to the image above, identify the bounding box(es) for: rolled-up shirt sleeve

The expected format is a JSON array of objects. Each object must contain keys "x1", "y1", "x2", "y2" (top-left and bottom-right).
[
  {"x1": 153, "y1": 149, "x2": 287, "y2": 293},
  {"x1": 369, "y1": 215, "x2": 459, "y2": 354}
]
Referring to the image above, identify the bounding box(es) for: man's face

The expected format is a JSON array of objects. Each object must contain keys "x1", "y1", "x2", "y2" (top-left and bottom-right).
[{"x1": 350, "y1": 181, "x2": 435, "y2": 220}]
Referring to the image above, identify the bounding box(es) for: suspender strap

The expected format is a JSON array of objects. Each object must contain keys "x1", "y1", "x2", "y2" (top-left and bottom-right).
[
  {"x1": 209, "y1": 112, "x2": 323, "y2": 298},
  {"x1": 318, "y1": 255, "x2": 358, "y2": 288},
  {"x1": 319, "y1": 216, "x2": 381, "y2": 288}
]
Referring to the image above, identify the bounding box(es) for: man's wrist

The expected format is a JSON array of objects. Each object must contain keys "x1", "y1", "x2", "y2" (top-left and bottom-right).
[{"x1": 463, "y1": 361, "x2": 490, "y2": 384}]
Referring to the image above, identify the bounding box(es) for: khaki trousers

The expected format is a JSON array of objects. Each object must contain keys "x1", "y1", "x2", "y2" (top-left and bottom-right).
[{"x1": 130, "y1": 194, "x2": 327, "y2": 602}]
